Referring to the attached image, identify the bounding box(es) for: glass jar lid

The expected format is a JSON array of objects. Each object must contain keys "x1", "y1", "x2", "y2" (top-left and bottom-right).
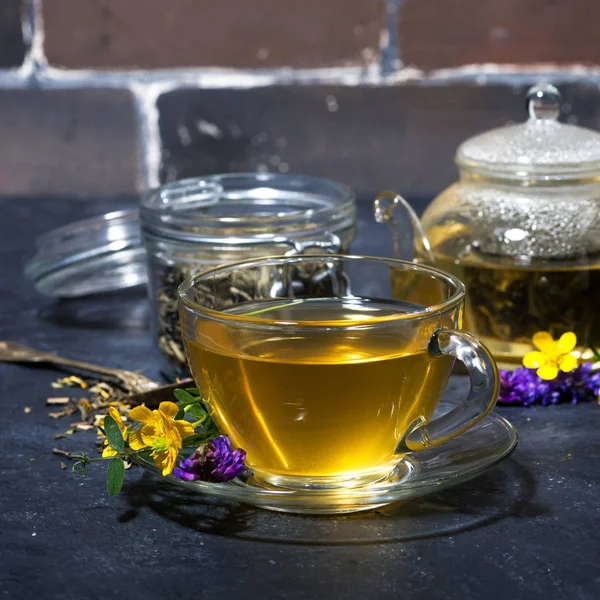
[
  {"x1": 139, "y1": 173, "x2": 356, "y2": 244},
  {"x1": 25, "y1": 209, "x2": 146, "y2": 297},
  {"x1": 456, "y1": 83, "x2": 600, "y2": 181}
]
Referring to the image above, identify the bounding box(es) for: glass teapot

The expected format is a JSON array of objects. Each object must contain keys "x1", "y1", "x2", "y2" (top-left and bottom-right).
[{"x1": 374, "y1": 83, "x2": 600, "y2": 368}]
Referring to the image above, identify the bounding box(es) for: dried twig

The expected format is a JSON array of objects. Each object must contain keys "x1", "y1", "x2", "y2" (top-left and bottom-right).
[
  {"x1": 46, "y1": 397, "x2": 70, "y2": 405},
  {"x1": 52, "y1": 448, "x2": 86, "y2": 461}
]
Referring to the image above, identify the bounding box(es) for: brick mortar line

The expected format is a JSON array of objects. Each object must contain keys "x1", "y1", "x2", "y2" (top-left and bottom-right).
[
  {"x1": 387, "y1": 0, "x2": 402, "y2": 72},
  {"x1": 379, "y1": 0, "x2": 400, "y2": 75},
  {"x1": 129, "y1": 82, "x2": 174, "y2": 189},
  {"x1": 21, "y1": 0, "x2": 47, "y2": 79},
  {"x1": 3, "y1": 63, "x2": 600, "y2": 89}
]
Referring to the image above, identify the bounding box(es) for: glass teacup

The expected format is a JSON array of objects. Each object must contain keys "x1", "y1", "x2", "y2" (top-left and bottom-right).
[{"x1": 178, "y1": 255, "x2": 498, "y2": 490}]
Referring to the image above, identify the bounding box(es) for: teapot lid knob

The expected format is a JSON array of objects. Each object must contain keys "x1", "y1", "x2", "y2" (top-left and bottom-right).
[{"x1": 526, "y1": 83, "x2": 562, "y2": 121}]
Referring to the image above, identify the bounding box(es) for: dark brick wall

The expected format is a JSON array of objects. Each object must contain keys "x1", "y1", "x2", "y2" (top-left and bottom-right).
[
  {"x1": 42, "y1": 0, "x2": 384, "y2": 69},
  {"x1": 157, "y1": 84, "x2": 522, "y2": 197},
  {"x1": 0, "y1": 89, "x2": 141, "y2": 197},
  {"x1": 399, "y1": 0, "x2": 600, "y2": 71},
  {"x1": 0, "y1": 0, "x2": 599, "y2": 198},
  {"x1": 0, "y1": 0, "x2": 26, "y2": 67},
  {"x1": 157, "y1": 83, "x2": 600, "y2": 197}
]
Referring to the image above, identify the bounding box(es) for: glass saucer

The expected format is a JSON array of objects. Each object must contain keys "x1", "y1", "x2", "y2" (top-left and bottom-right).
[{"x1": 136, "y1": 400, "x2": 517, "y2": 515}]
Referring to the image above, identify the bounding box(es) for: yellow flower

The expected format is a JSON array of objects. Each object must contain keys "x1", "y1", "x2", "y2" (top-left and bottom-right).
[
  {"x1": 128, "y1": 401, "x2": 195, "y2": 476},
  {"x1": 523, "y1": 331, "x2": 578, "y2": 381},
  {"x1": 99, "y1": 406, "x2": 128, "y2": 458}
]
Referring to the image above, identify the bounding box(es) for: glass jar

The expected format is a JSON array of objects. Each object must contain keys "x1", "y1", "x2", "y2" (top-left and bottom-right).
[
  {"x1": 375, "y1": 84, "x2": 600, "y2": 368},
  {"x1": 140, "y1": 173, "x2": 356, "y2": 378}
]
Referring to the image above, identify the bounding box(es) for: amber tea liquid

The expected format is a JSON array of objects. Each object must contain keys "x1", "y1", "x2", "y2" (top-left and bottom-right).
[{"x1": 183, "y1": 298, "x2": 454, "y2": 481}]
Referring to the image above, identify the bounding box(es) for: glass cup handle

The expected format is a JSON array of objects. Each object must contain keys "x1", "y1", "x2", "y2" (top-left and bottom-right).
[{"x1": 397, "y1": 329, "x2": 499, "y2": 453}]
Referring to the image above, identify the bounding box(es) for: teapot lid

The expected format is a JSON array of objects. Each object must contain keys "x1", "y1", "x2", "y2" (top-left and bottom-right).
[{"x1": 456, "y1": 83, "x2": 600, "y2": 181}]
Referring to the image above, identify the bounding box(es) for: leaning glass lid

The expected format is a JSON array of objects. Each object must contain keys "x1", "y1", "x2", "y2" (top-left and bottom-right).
[
  {"x1": 24, "y1": 209, "x2": 146, "y2": 298},
  {"x1": 456, "y1": 83, "x2": 600, "y2": 181}
]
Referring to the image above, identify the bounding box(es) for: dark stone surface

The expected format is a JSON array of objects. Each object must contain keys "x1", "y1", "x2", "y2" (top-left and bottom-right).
[
  {"x1": 0, "y1": 89, "x2": 141, "y2": 198},
  {"x1": 158, "y1": 83, "x2": 600, "y2": 199},
  {"x1": 0, "y1": 0, "x2": 26, "y2": 68},
  {"x1": 1, "y1": 197, "x2": 599, "y2": 599}
]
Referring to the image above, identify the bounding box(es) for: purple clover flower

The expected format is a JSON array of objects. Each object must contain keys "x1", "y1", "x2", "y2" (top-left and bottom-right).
[
  {"x1": 173, "y1": 435, "x2": 246, "y2": 483},
  {"x1": 498, "y1": 363, "x2": 600, "y2": 407}
]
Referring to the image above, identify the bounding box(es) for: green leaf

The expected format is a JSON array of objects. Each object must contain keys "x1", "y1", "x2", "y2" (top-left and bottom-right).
[
  {"x1": 104, "y1": 415, "x2": 124, "y2": 452},
  {"x1": 106, "y1": 457, "x2": 125, "y2": 496},
  {"x1": 184, "y1": 387, "x2": 200, "y2": 395},
  {"x1": 174, "y1": 409, "x2": 185, "y2": 420},
  {"x1": 174, "y1": 388, "x2": 200, "y2": 406},
  {"x1": 187, "y1": 403, "x2": 207, "y2": 419}
]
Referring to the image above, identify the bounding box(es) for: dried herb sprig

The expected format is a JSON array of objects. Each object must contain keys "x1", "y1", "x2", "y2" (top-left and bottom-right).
[{"x1": 46, "y1": 375, "x2": 134, "y2": 440}]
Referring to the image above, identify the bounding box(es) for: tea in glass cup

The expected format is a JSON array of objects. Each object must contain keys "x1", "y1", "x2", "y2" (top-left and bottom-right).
[{"x1": 179, "y1": 256, "x2": 498, "y2": 489}]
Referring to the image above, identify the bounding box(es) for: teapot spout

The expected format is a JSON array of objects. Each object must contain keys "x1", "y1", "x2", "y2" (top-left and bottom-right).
[{"x1": 373, "y1": 191, "x2": 435, "y2": 263}]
